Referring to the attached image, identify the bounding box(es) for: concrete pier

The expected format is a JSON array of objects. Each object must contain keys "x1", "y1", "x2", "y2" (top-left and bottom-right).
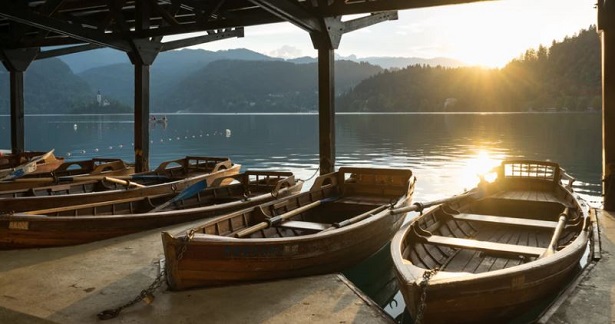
[
  {"x1": 541, "y1": 208, "x2": 615, "y2": 323},
  {"x1": 0, "y1": 221, "x2": 392, "y2": 324},
  {"x1": 4, "y1": 209, "x2": 615, "y2": 324}
]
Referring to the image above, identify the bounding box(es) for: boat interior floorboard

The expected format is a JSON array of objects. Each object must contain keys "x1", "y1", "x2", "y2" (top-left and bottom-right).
[{"x1": 440, "y1": 223, "x2": 552, "y2": 273}]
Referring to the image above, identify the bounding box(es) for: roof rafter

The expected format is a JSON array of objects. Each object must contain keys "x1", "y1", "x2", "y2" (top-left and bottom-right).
[
  {"x1": 248, "y1": 0, "x2": 323, "y2": 33},
  {"x1": 0, "y1": 1, "x2": 131, "y2": 51},
  {"x1": 322, "y1": 0, "x2": 493, "y2": 16}
]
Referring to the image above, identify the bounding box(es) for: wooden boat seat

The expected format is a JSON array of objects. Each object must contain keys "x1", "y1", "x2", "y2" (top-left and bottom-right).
[
  {"x1": 449, "y1": 213, "x2": 559, "y2": 229},
  {"x1": 491, "y1": 191, "x2": 574, "y2": 208},
  {"x1": 424, "y1": 235, "x2": 547, "y2": 258},
  {"x1": 278, "y1": 220, "x2": 330, "y2": 231}
]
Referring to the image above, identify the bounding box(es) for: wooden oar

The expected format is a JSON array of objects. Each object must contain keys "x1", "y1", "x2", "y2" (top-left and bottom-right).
[
  {"x1": 540, "y1": 207, "x2": 570, "y2": 258},
  {"x1": 5, "y1": 174, "x2": 170, "y2": 184},
  {"x1": 0, "y1": 149, "x2": 55, "y2": 181},
  {"x1": 147, "y1": 179, "x2": 208, "y2": 213},
  {"x1": 102, "y1": 176, "x2": 145, "y2": 188},
  {"x1": 320, "y1": 204, "x2": 391, "y2": 233},
  {"x1": 235, "y1": 198, "x2": 337, "y2": 238},
  {"x1": 390, "y1": 189, "x2": 481, "y2": 215},
  {"x1": 319, "y1": 191, "x2": 481, "y2": 233}
]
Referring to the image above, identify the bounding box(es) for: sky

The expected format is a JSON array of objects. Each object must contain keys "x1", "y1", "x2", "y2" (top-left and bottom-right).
[{"x1": 182, "y1": 0, "x2": 597, "y2": 68}]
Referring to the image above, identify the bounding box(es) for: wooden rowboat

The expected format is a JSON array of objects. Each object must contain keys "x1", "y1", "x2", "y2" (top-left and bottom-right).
[
  {"x1": 162, "y1": 167, "x2": 416, "y2": 290},
  {"x1": 391, "y1": 160, "x2": 591, "y2": 323},
  {"x1": 0, "y1": 158, "x2": 135, "y2": 191},
  {"x1": 0, "y1": 150, "x2": 63, "y2": 180},
  {"x1": 0, "y1": 171, "x2": 301, "y2": 249},
  {"x1": 0, "y1": 156, "x2": 240, "y2": 212}
]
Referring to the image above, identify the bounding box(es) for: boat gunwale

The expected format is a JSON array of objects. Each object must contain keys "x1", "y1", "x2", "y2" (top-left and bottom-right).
[{"x1": 3, "y1": 171, "x2": 302, "y2": 220}]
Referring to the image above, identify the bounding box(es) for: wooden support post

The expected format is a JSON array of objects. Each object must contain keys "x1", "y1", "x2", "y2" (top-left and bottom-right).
[
  {"x1": 9, "y1": 72, "x2": 25, "y2": 154},
  {"x1": 599, "y1": 1, "x2": 615, "y2": 210},
  {"x1": 1, "y1": 48, "x2": 38, "y2": 154},
  {"x1": 129, "y1": 1, "x2": 158, "y2": 173},
  {"x1": 317, "y1": 47, "x2": 335, "y2": 175},
  {"x1": 134, "y1": 63, "x2": 150, "y2": 172}
]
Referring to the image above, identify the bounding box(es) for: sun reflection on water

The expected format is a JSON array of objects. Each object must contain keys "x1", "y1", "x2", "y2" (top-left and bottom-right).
[{"x1": 458, "y1": 150, "x2": 502, "y2": 189}]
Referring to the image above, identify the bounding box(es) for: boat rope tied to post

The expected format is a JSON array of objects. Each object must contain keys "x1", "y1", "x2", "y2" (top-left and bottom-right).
[
  {"x1": 415, "y1": 267, "x2": 439, "y2": 324},
  {"x1": 97, "y1": 262, "x2": 167, "y2": 320}
]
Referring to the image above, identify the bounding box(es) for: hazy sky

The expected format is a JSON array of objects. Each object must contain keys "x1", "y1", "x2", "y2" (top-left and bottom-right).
[{"x1": 183, "y1": 0, "x2": 597, "y2": 67}]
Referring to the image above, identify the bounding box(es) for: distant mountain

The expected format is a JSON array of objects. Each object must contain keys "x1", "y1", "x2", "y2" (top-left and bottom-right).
[
  {"x1": 0, "y1": 47, "x2": 387, "y2": 115},
  {"x1": 60, "y1": 48, "x2": 276, "y2": 74},
  {"x1": 76, "y1": 48, "x2": 279, "y2": 106},
  {"x1": 159, "y1": 59, "x2": 383, "y2": 113},
  {"x1": 337, "y1": 55, "x2": 465, "y2": 69},
  {"x1": 60, "y1": 46, "x2": 464, "y2": 73},
  {"x1": 0, "y1": 58, "x2": 94, "y2": 114},
  {"x1": 60, "y1": 48, "x2": 128, "y2": 74}
]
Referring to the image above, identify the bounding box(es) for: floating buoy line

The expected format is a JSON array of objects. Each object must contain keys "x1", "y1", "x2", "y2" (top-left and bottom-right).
[{"x1": 63, "y1": 128, "x2": 232, "y2": 158}]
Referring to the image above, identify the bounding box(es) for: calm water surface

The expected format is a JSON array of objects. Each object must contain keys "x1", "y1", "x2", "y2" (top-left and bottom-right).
[{"x1": 0, "y1": 112, "x2": 603, "y2": 321}]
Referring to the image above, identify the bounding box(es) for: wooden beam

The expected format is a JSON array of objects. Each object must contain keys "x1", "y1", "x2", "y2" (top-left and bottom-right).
[
  {"x1": 322, "y1": 0, "x2": 493, "y2": 16},
  {"x1": 1, "y1": 48, "x2": 37, "y2": 155},
  {"x1": 317, "y1": 47, "x2": 335, "y2": 174},
  {"x1": 36, "y1": 44, "x2": 102, "y2": 59},
  {"x1": 599, "y1": 1, "x2": 615, "y2": 210},
  {"x1": 161, "y1": 28, "x2": 244, "y2": 51},
  {"x1": 9, "y1": 71, "x2": 25, "y2": 154},
  {"x1": 342, "y1": 11, "x2": 398, "y2": 34},
  {"x1": 0, "y1": 2, "x2": 131, "y2": 52},
  {"x1": 248, "y1": 0, "x2": 323, "y2": 33},
  {"x1": 134, "y1": 63, "x2": 150, "y2": 172}
]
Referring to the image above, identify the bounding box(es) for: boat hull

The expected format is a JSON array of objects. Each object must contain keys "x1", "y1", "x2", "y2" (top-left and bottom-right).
[
  {"x1": 162, "y1": 208, "x2": 405, "y2": 289},
  {"x1": 0, "y1": 156, "x2": 240, "y2": 212},
  {"x1": 391, "y1": 160, "x2": 591, "y2": 323},
  {"x1": 0, "y1": 158, "x2": 134, "y2": 191},
  {"x1": 162, "y1": 167, "x2": 416, "y2": 290},
  {"x1": 0, "y1": 171, "x2": 301, "y2": 249}
]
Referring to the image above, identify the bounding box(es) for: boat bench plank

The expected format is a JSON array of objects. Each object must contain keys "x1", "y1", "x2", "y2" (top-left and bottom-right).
[
  {"x1": 278, "y1": 220, "x2": 330, "y2": 231},
  {"x1": 451, "y1": 213, "x2": 559, "y2": 229},
  {"x1": 425, "y1": 235, "x2": 546, "y2": 257}
]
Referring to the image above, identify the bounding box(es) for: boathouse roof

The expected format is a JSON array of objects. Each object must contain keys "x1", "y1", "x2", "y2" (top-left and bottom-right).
[{"x1": 0, "y1": 0, "x2": 487, "y2": 59}]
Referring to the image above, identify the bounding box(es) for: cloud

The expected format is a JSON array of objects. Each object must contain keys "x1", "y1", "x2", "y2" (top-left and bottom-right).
[{"x1": 268, "y1": 45, "x2": 304, "y2": 59}]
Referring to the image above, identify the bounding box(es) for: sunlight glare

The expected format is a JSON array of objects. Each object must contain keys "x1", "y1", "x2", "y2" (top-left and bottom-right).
[{"x1": 459, "y1": 150, "x2": 502, "y2": 189}]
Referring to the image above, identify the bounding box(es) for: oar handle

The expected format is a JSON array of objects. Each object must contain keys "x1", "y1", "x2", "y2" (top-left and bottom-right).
[
  {"x1": 235, "y1": 200, "x2": 322, "y2": 238},
  {"x1": 540, "y1": 208, "x2": 569, "y2": 258},
  {"x1": 321, "y1": 204, "x2": 390, "y2": 233},
  {"x1": 103, "y1": 176, "x2": 145, "y2": 188}
]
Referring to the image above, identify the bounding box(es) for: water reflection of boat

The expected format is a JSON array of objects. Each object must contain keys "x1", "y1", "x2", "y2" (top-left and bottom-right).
[
  {"x1": 391, "y1": 160, "x2": 591, "y2": 323},
  {"x1": 0, "y1": 171, "x2": 301, "y2": 250},
  {"x1": 343, "y1": 243, "x2": 400, "y2": 309},
  {"x1": 150, "y1": 115, "x2": 168, "y2": 123},
  {"x1": 162, "y1": 167, "x2": 416, "y2": 290}
]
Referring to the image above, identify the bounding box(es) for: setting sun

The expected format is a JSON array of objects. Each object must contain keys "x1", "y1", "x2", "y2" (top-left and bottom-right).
[{"x1": 424, "y1": 0, "x2": 593, "y2": 68}]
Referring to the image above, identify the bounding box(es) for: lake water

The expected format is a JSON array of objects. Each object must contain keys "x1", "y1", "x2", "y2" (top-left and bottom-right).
[{"x1": 0, "y1": 112, "x2": 603, "y2": 321}]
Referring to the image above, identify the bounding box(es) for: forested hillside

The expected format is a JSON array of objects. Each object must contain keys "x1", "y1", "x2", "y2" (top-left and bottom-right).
[
  {"x1": 337, "y1": 26, "x2": 600, "y2": 112},
  {"x1": 159, "y1": 60, "x2": 383, "y2": 113},
  {"x1": 0, "y1": 58, "x2": 95, "y2": 114},
  {"x1": 0, "y1": 26, "x2": 601, "y2": 114},
  {"x1": 78, "y1": 48, "x2": 276, "y2": 106}
]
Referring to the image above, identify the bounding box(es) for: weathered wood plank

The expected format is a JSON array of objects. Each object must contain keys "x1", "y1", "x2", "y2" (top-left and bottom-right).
[
  {"x1": 424, "y1": 235, "x2": 546, "y2": 257},
  {"x1": 279, "y1": 220, "x2": 330, "y2": 231},
  {"x1": 451, "y1": 213, "x2": 558, "y2": 229}
]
